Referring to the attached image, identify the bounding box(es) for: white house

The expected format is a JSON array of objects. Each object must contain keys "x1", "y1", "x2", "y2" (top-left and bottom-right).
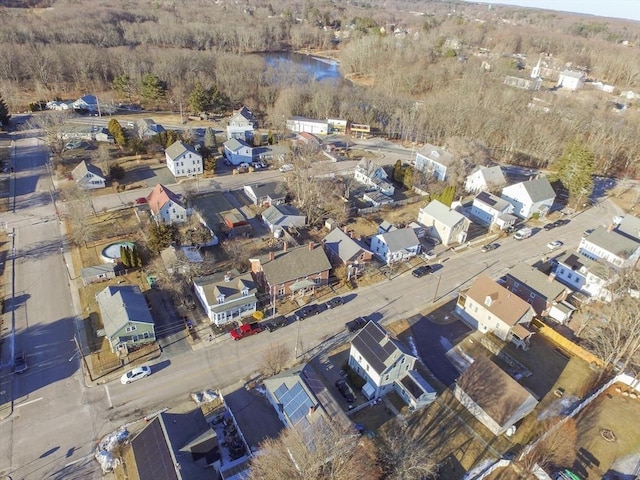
[
  {"x1": 71, "y1": 160, "x2": 106, "y2": 189},
  {"x1": 418, "y1": 200, "x2": 470, "y2": 246},
  {"x1": 137, "y1": 118, "x2": 165, "y2": 139},
  {"x1": 354, "y1": 158, "x2": 394, "y2": 196},
  {"x1": 46, "y1": 100, "x2": 72, "y2": 111},
  {"x1": 470, "y1": 191, "x2": 517, "y2": 229},
  {"x1": 464, "y1": 165, "x2": 506, "y2": 193},
  {"x1": 72, "y1": 94, "x2": 99, "y2": 113},
  {"x1": 243, "y1": 182, "x2": 287, "y2": 207},
  {"x1": 226, "y1": 106, "x2": 255, "y2": 142},
  {"x1": 147, "y1": 183, "x2": 189, "y2": 224},
  {"x1": 348, "y1": 321, "x2": 436, "y2": 409},
  {"x1": 554, "y1": 252, "x2": 611, "y2": 301},
  {"x1": 193, "y1": 270, "x2": 257, "y2": 326},
  {"x1": 501, "y1": 177, "x2": 555, "y2": 220},
  {"x1": 414, "y1": 144, "x2": 454, "y2": 181},
  {"x1": 557, "y1": 70, "x2": 587, "y2": 91},
  {"x1": 262, "y1": 204, "x2": 306, "y2": 234},
  {"x1": 286, "y1": 116, "x2": 329, "y2": 135},
  {"x1": 223, "y1": 138, "x2": 254, "y2": 166},
  {"x1": 165, "y1": 140, "x2": 203, "y2": 179},
  {"x1": 370, "y1": 227, "x2": 421, "y2": 264},
  {"x1": 578, "y1": 216, "x2": 640, "y2": 268}
]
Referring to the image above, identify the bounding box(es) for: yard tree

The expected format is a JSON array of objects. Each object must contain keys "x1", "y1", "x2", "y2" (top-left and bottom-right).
[
  {"x1": 203, "y1": 127, "x2": 217, "y2": 149},
  {"x1": 63, "y1": 183, "x2": 95, "y2": 247},
  {"x1": 246, "y1": 421, "x2": 382, "y2": 480},
  {"x1": 188, "y1": 81, "x2": 209, "y2": 113},
  {"x1": 26, "y1": 110, "x2": 70, "y2": 162},
  {"x1": 259, "y1": 343, "x2": 290, "y2": 376},
  {"x1": 107, "y1": 118, "x2": 126, "y2": 146},
  {"x1": 520, "y1": 418, "x2": 578, "y2": 473},
  {"x1": 147, "y1": 223, "x2": 178, "y2": 254},
  {"x1": 393, "y1": 159, "x2": 404, "y2": 183},
  {"x1": 120, "y1": 245, "x2": 132, "y2": 267},
  {"x1": 92, "y1": 143, "x2": 113, "y2": 176},
  {"x1": 0, "y1": 93, "x2": 10, "y2": 127},
  {"x1": 553, "y1": 141, "x2": 595, "y2": 208},
  {"x1": 403, "y1": 166, "x2": 414, "y2": 189},
  {"x1": 140, "y1": 73, "x2": 167, "y2": 108},
  {"x1": 112, "y1": 73, "x2": 134, "y2": 102}
]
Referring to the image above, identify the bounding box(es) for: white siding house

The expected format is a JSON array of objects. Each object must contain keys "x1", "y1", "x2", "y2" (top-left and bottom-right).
[
  {"x1": 554, "y1": 252, "x2": 611, "y2": 301},
  {"x1": 370, "y1": 227, "x2": 421, "y2": 264},
  {"x1": 353, "y1": 159, "x2": 394, "y2": 196},
  {"x1": 414, "y1": 144, "x2": 454, "y2": 181},
  {"x1": 470, "y1": 192, "x2": 516, "y2": 229},
  {"x1": 286, "y1": 116, "x2": 329, "y2": 135},
  {"x1": 226, "y1": 106, "x2": 255, "y2": 142},
  {"x1": 418, "y1": 200, "x2": 470, "y2": 246},
  {"x1": 578, "y1": 216, "x2": 640, "y2": 268},
  {"x1": 193, "y1": 270, "x2": 257, "y2": 326},
  {"x1": 557, "y1": 70, "x2": 586, "y2": 90},
  {"x1": 147, "y1": 183, "x2": 189, "y2": 225},
  {"x1": 71, "y1": 160, "x2": 106, "y2": 189},
  {"x1": 501, "y1": 177, "x2": 555, "y2": 220},
  {"x1": 165, "y1": 141, "x2": 203, "y2": 179},
  {"x1": 464, "y1": 166, "x2": 506, "y2": 193}
]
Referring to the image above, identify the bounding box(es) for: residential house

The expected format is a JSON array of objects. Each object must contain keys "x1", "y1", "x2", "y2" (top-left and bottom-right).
[
  {"x1": 578, "y1": 216, "x2": 640, "y2": 268},
  {"x1": 501, "y1": 177, "x2": 555, "y2": 220},
  {"x1": 286, "y1": 116, "x2": 329, "y2": 135},
  {"x1": 503, "y1": 264, "x2": 574, "y2": 323},
  {"x1": 262, "y1": 204, "x2": 306, "y2": 235},
  {"x1": 322, "y1": 227, "x2": 373, "y2": 275},
  {"x1": 72, "y1": 94, "x2": 99, "y2": 113},
  {"x1": 455, "y1": 275, "x2": 534, "y2": 349},
  {"x1": 72, "y1": 160, "x2": 106, "y2": 189},
  {"x1": 353, "y1": 159, "x2": 394, "y2": 196},
  {"x1": 348, "y1": 321, "x2": 436, "y2": 409},
  {"x1": 417, "y1": 200, "x2": 470, "y2": 246},
  {"x1": 147, "y1": 183, "x2": 188, "y2": 224},
  {"x1": 46, "y1": 100, "x2": 72, "y2": 111},
  {"x1": 60, "y1": 125, "x2": 94, "y2": 141},
  {"x1": 243, "y1": 182, "x2": 287, "y2": 207},
  {"x1": 263, "y1": 363, "x2": 352, "y2": 432},
  {"x1": 94, "y1": 128, "x2": 114, "y2": 143},
  {"x1": 557, "y1": 70, "x2": 587, "y2": 90},
  {"x1": 137, "y1": 118, "x2": 165, "y2": 139},
  {"x1": 296, "y1": 132, "x2": 322, "y2": 151},
  {"x1": 226, "y1": 106, "x2": 256, "y2": 142},
  {"x1": 370, "y1": 227, "x2": 421, "y2": 264},
  {"x1": 126, "y1": 409, "x2": 219, "y2": 480},
  {"x1": 193, "y1": 270, "x2": 257, "y2": 326},
  {"x1": 165, "y1": 140, "x2": 203, "y2": 179},
  {"x1": 80, "y1": 264, "x2": 123, "y2": 286},
  {"x1": 223, "y1": 138, "x2": 254, "y2": 166},
  {"x1": 160, "y1": 245, "x2": 204, "y2": 276},
  {"x1": 464, "y1": 166, "x2": 507, "y2": 193},
  {"x1": 414, "y1": 144, "x2": 454, "y2": 181},
  {"x1": 250, "y1": 242, "x2": 331, "y2": 298},
  {"x1": 362, "y1": 190, "x2": 395, "y2": 207},
  {"x1": 453, "y1": 355, "x2": 538, "y2": 436},
  {"x1": 470, "y1": 191, "x2": 517, "y2": 230},
  {"x1": 96, "y1": 285, "x2": 156, "y2": 354},
  {"x1": 554, "y1": 252, "x2": 611, "y2": 301}
]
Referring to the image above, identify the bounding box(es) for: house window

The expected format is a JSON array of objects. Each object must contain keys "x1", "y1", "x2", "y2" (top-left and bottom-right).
[
  {"x1": 242, "y1": 288, "x2": 249, "y2": 297},
  {"x1": 529, "y1": 292, "x2": 535, "y2": 299},
  {"x1": 314, "y1": 277, "x2": 321, "y2": 285},
  {"x1": 217, "y1": 296, "x2": 225, "y2": 304},
  {"x1": 143, "y1": 332, "x2": 150, "y2": 339},
  {"x1": 567, "y1": 273, "x2": 573, "y2": 280},
  {"x1": 514, "y1": 281, "x2": 520, "y2": 288},
  {"x1": 278, "y1": 287, "x2": 285, "y2": 296},
  {"x1": 126, "y1": 325, "x2": 137, "y2": 333},
  {"x1": 384, "y1": 374, "x2": 389, "y2": 381},
  {"x1": 400, "y1": 357, "x2": 405, "y2": 364}
]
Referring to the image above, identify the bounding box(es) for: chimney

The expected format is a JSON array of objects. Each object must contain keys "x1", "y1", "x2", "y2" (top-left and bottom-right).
[
  {"x1": 548, "y1": 272, "x2": 556, "y2": 282},
  {"x1": 348, "y1": 230, "x2": 354, "y2": 239},
  {"x1": 607, "y1": 223, "x2": 614, "y2": 232},
  {"x1": 269, "y1": 251, "x2": 275, "y2": 261},
  {"x1": 224, "y1": 271, "x2": 232, "y2": 282},
  {"x1": 308, "y1": 241, "x2": 314, "y2": 251},
  {"x1": 283, "y1": 241, "x2": 287, "y2": 252}
]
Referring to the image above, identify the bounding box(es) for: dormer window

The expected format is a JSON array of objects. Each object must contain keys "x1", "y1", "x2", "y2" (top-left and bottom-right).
[
  {"x1": 241, "y1": 287, "x2": 249, "y2": 297},
  {"x1": 484, "y1": 294, "x2": 495, "y2": 307},
  {"x1": 217, "y1": 295, "x2": 225, "y2": 304}
]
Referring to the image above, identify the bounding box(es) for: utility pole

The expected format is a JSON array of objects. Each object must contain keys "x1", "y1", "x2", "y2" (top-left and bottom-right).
[
  {"x1": 73, "y1": 334, "x2": 93, "y2": 382},
  {"x1": 432, "y1": 273, "x2": 442, "y2": 303},
  {"x1": 294, "y1": 320, "x2": 301, "y2": 359}
]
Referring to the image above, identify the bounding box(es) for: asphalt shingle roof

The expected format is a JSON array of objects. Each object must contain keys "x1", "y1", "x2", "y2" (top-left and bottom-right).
[
  {"x1": 323, "y1": 228, "x2": 369, "y2": 263},
  {"x1": 582, "y1": 226, "x2": 640, "y2": 258},
  {"x1": 379, "y1": 227, "x2": 420, "y2": 252},
  {"x1": 420, "y1": 200, "x2": 468, "y2": 228},
  {"x1": 506, "y1": 263, "x2": 567, "y2": 301},
  {"x1": 351, "y1": 321, "x2": 413, "y2": 375},
  {"x1": 71, "y1": 160, "x2": 104, "y2": 182},
  {"x1": 258, "y1": 244, "x2": 331, "y2": 286},
  {"x1": 165, "y1": 140, "x2": 198, "y2": 161},
  {"x1": 96, "y1": 285, "x2": 154, "y2": 337},
  {"x1": 262, "y1": 204, "x2": 303, "y2": 226},
  {"x1": 520, "y1": 177, "x2": 555, "y2": 202},
  {"x1": 465, "y1": 275, "x2": 532, "y2": 327}
]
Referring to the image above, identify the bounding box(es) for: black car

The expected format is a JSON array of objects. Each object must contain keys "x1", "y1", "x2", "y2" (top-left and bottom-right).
[
  {"x1": 326, "y1": 296, "x2": 344, "y2": 309},
  {"x1": 263, "y1": 315, "x2": 288, "y2": 332},
  {"x1": 14, "y1": 352, "x2": 27, "y2": 374},
  {"x1": 481, "y1": 243, "x2": 499, "y2": 252},
  {"x1": 295, "y1": 304, "x2": 319, "y2": 321},
  {"x1": 543, "y1": 223, "x2": 556, "y2": 231},
  {"x1": 412, "y1": 265, "x2": 433, "y2": 278},
  {"x1": 345, "y1": 316, "x2": 368, "y2": 332},
  {"x1": 553, "y1": 218, "x2": 570, "y2": 227},
  {"x1": 506, "y1": 225, "x2": 518, "y2": 234},
  {"x1": 335, "y1": 379, "x2": 356, "y2": 403}
]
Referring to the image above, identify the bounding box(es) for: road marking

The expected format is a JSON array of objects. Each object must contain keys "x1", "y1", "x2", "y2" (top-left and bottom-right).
[
  {"x1": 65, "y1": 453, "x2": 92, "y2": 468},
  {"x1": 15, "y1": 397, "x2": 43, "y2": 408}
]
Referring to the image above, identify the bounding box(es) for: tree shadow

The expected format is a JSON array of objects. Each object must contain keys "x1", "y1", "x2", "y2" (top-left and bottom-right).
[
  {"x1": 17, "y1": 238, "x2": 62, "y2": 260},
  {"x1": 2, "y1": 292, "x2": 31, "y2": 312}
]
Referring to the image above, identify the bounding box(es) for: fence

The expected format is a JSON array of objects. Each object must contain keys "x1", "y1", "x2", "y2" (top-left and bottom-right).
[
  {"x1": 531, "y1": 318, "x2": 603, "y2": 368},
  {"x1": 356, "y1": 195, "x2": 422, "y2": 216}
]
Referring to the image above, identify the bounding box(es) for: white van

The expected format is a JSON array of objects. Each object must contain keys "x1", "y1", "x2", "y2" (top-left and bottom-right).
[{"x1": 279, "y1": 164, "x2": 294, "y2": 173}]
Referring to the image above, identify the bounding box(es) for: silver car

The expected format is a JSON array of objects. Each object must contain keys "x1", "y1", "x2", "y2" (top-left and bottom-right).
[{"x1": 120, "y1": 366, "x2": 151, "y2": 384}]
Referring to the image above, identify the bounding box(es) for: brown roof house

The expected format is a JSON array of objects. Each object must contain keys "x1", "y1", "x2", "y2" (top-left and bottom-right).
[
  {"x1": 147, "y1": 183, "x2": 188, "y2": 225},
  {"x1": 453, "y1": 355, "x2": 538, "y2": 436},
  {"x1": 250, "y1": 242, "x2": 331, "y2": 299},
  {"x1": 455, "y1": 275, "x2": 534, "y2": 349}
]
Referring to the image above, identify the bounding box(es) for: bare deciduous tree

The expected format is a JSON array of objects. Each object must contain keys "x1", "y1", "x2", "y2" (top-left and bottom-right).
[
  {"x1": 520, "y1": 418, "x2": 578, "y2": 472},
  {"x1": 62, "y1": 183, "x2": 95, "y2": 247},
  {"x1": 260, "y1": 343, "x2": 291, "y2": 376},
  {"x1": 27, "y1": 110, "x2": 71, "y2": 162}
]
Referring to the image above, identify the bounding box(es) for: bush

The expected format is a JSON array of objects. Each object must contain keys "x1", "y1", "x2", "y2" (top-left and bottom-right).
[{"x1": 109, "y1": 164, "x2": 125, "y2": 180}]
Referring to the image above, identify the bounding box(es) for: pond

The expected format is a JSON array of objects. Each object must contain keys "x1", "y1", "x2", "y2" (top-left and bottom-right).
[{"x1": 260, "y1": 51, "x2": 344, "y2": 83}]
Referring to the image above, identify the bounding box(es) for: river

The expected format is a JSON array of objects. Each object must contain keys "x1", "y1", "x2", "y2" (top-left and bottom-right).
[{"x1": 259, "y1": 51, "x2": 343, "y2": 83}]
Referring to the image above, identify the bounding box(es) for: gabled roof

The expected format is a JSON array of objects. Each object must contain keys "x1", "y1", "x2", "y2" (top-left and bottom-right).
[
  {"x1": 262, "y1": 204, "x2": 304, "y2": 226},
  {"x1": 582, "y1": 226, "x2": 640, "y2": 259},
  {"x1": 229, "y1": 106, "x2": 254, "y2": 123},
  {"x1": 256, "y1": 244, "x2": 331, "y2": 286},
  {"x1": 556, "y1": 252, "x2": 608, "y2": 278},
  {"x1": 504, "y1": 177, "x2": 555, "y2": 203},
  {"x1": 465, "y1": 275, "x2": 532, "y2": 327},
  {"x1": 194, "y1": 270, "x2": 256, "y2": 311},
  {"x1": 416, "y1": 143, "x2": 454, "y2": 165},
  {"x1": 560, "y1": 70, "x2": 586, "y2": 79},
  {"x1": 505, "y1": 264, "x2": 567, "y2": 301},
  {"x1": 378, "y1": 227, "x2": 420, "y2": 252},
  {"x1": 224, "y1": 137, "x2": 251, "y2": 152},
  {"x1": 323, "y1": 228, "x2": 370, "y2": 263},
  {"x1": 138, "y1": 118, "x2": 165, "y2": 134},
  {"x1": 72, "y1": 160, "x2": 104, "y2": 182},
  {"x1": 457, "y1": 355, "x2": 537, "y2": 428},
  {"x1": 474, "y1": 191, "x2": 511, "y2": 211},
  {"x1": 420, "y1": 200, "x2": 468, "y2": 228},
  {"x1": 352, "y1": 321, "x2": 414, "y2": 376},
  {"x1": 96, "y1": 285, "x2": 154, "y2": 337},
  {"x1": 355, "y1": 158, "x2": 386, "y2": 179},
  {"x1": 473, "y1": 165, "x2": 506, "y2": 186},
  {"x1": 616, "y1": 215, "x2": 640, "y2": 242},
  {"x1": 244, "y1": 182, "x2": 286, "y2": 201},
  {"x1": 147, "y1": 183, "x2": 184, "y2": 215},
  {"x1": 165, "y1": 140, "x2": 199, "y2": 161}
]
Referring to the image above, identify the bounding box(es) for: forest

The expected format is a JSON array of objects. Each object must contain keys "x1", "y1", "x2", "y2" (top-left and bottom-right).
[{"x1": 1, "y1": 0, "x2": 639, "y2": 176}]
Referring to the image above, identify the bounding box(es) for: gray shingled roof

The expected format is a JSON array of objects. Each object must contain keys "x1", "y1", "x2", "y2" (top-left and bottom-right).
[
  {"x1": 81, "y1": 264, "x2": 121, "y2": 278},
  {"x1": 259, "y1": 244, "x2": 331, "y2": 286},
  {"x1": 165, "y1": 140, "x2": 199, "y2": 160},
  {"x1": 520, "y1": 177, "x2": 555, "y2": 202},
  {"x1": 72, "y1": 160, "x2": 104, "y2": 182},
  {"x1": 96, "y1": 285, "x2": 154, "y2": 338},
  {"x1": 351, "y1": 321, "x2": 413, "y2": 376},
  {"x1": 478, "y1": 165, "x2": 506, "y2": 185},
  {"x1": 583, "y1": 226, "x2": 640, "y2": 258},
  {"x1": 224, "y1": 138, "x2": 250, "y2": 152},
  {"x1": 556, "y1": 252, "x2": 608, "y2": 278},
  {"x1": 245, "y1": 182, "x2": 286, "y2": 202},
  {"x1": 617, "y1": 215, "x2": 640, "y2": 242},
  {"x1": 475, "y1": 191, "x2": 511, "y2": 211},
  {"x1": 193, "y1": 270, "x2": 256, "y2": 313},
  {"x1": 506, "y1": 263, "x2": 567, "y2": 301},
  {"x1": 380, "y1": 228, "x2": 420, "y2": 252},
  {"x1": 420, "y1": 200, "x2": 467, "y2": 228},
  {"x1": 262, "y1": 204, "x2": 303, "y2": 226},
  {"x1": 323, "y1": 228, "x2": 369, "y2": 263},
  {"x1": 416, "y1": 143, "x2": 454, "y2": 165}
]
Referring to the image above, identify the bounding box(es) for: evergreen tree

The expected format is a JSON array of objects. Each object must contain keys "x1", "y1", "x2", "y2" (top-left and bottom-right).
[
  {"x1": 140, "y1": 73, "x2": 167, "y2": 107},
  {"x1": 0, "y1": 93, "x2": 11, "y2": 127},
  {"x1": 189, "y1": 82, "x2": 209, "y2": 113},
  {"x1": 112, "y1": 74, "x2": 133, "y2": 102},
  {"x1": 393, "y1": 159, "x2": 403, "y2": 182},
  {"x1": 553, "y1": 141, "x2": 595, "y2": 207},
  {"x1": 403, "y1": 166, "x2": 414, "y2": 189},
  {"x1": 107, "y1": 118, "x2": 126, "y2": 146},
  {"x1": 203, "y1": 127, "x2": 217, "y2": 149},
  {"x1": 120, "y1": 245, "x2": 130, "y2": 267}
]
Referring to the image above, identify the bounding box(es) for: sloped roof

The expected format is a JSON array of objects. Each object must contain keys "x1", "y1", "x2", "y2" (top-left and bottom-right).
[
  {"x1": 465, "y1": 275, "x2": 532, "y2": 327},
  {"x1": 245, "y1": 182, "x2": 286, "y2": 201},
  {"x1": 474, "y1": 191, "x2": 511, "y2": 211},
  {"x1": 506, "y1": 264, "x2": 569, "y2": 301},
  {"x1": 147, "y1": 183, "x2": 184, "y2": 215},
  {"x1": 582, "y1": 226, "x2": 640, "y2": 259},
  {"x1": 616, "y1": 215, "x2": 640, "y2": 242},
  {"x1": 72, "y1": 160, "x2": 104, "y2": 182},
  {"x1": 355, "y1": 158, "x2": 386, "y2": 179},
  {"x1": 257, "y1": 244, "x2": 331, "y2": 286},
  {"x1": 556, "y1": 252, "x2": 608, "y2": 278},
  {"x1": 457, "y1": 355, "x2": 537, "y2": 427},
  {"x1": 229, "y1": 106, "x2": 254, "y2": 124},
  {"x1": 165, "y1": 140, "x2": 199, "y2": 161},
  {"x1": 193, "y1": 270, "x2": 256, "y2": 310},
  {"x1": 323, "y1": 228, "x2": 370, "y2": 263},
  {"x1": 96, "y1": 285, "x2": 154, "y2": 337},
  {"x1": 379, "y1": 227, "x2": 420, "y2": 252},
  {"x1": 352, "y1": 321, "x2": 414, "y2": 376},
  {"x1": 420, "y1": 200, "x2": 468, "y2": 228},
  {"x1": 505, "y1": 177, "x2": 555, "y2": 203},
  {"x1": 262, "y1": 204, "x2": 304, "y2": 226},
  {"x1": 560, "y1": 70, "x2": 586, "y2": 79},
  {"x1": 416, "y1": 143, "x2": 454, "y2": 165},
  {"x1": 476, "y1": 165, "x2": 506, "y2": 186},
  {"x1": 224, "y1": 138, "x2": 251, "y2": 152},
  {"x1": 81, "y1": 264, "x2": 121, "y2": 279},
  {"x1": 288, "y1": 116, "x2": 329, "y2": 126}
]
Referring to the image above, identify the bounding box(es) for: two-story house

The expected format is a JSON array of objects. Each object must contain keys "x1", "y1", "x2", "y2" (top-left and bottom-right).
[
  {"x1": 464, "y1": 165, "x2": 507, "y2": 193},
  {"x1": 136, "y1": 118, "x2": 165, "y2": 139},
  {"x1": 165, "y1": 140, "x2": 203, "y2": 179},
  {"x1": 147, "y1": 183, "x2": 189, "y2": 224},
  {"x1": 226, "y1": 106, "x2": 256, "y2": 142},
  {"x1": 322, "y1": 227, "x2": 373, "y2": 275},
  {"x1": 223, "y1": 138, "x2": 254, "y2": 166},
  {"x1": 417, "y1": 200, "x2": 470, "y2": 246},
  {"x1": 348, "y1": 321, "x2": 436, "y2": 409},
  {"x1": 470, "y1": 192, "x2": 517, "y2": 230},
  {"x1": 501, "y1": 177, "x2": 555, "y2": 220},
  {"x1": 72, "y1": 94, "x2": 99, "y2": 113},
  {"x1": 71, "y1": 160, "x2": 106, "y2": 189},
  {"x1": 250, "y1": 242, "x2": 331, "y2": 298},
  {"x1": 578, "y1": 216, "x2": 640, "y2": 268},
  {"x1": 414, "y1": 144, "x2": 454, "y2": 181},
  {"x1": 456, "y1": 275, "x2": 534, "y2": 349},
  {"x1": 554, "y1": 252, "x2": 611, "y2": 301},
  {"x1": 243, "y1": 182, "x2": 287, "y2": 207},
  {"x1": 369, "y1": 227, "x2": 421, "y2": 264},
  {"x1": 503, "y1": 264, "x2": 574, "y2": 324},
  {"x1": 193, "y1": 270, "x2": 257, "y2": 326},
  {"x1": 353, "y1": 159, "x2": 394, "y2": 196}
]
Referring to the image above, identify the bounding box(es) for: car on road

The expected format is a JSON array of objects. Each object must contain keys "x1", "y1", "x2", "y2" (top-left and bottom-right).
[
  {"x1": 263, "y1": 315, "x2": 288, "y2": 332},
  {"x1": 295, "y1": 304, "x2": 319, "y2": 321},
  {"x1": 481, "y1": 243, "x2": 499, "y2": 252},
  {"x1": 547, "y1": 240, "x2": 564, "y2": 250},
  {"x1": 120, "y1": 366, "x2": 151, "y2": 384},
  {"x1": 230, "y1": 322, "x2": 263, "y2": 340},
  {"x1": 279, "y1": 164, "x2": 294, "y2": 172},
  {"x1": 335, "y1": 379, "x2": 356, "y2": 403},
  {"x1": 14, "y1": 351, "x2": 27, "y2": 374},
  {"x1": 135, "y1": 197, "x2": 147, "y2": 204},
  {"x1": 326, "y1": 296, "x2": 344, "y2": 309},
  {"x1": 583, "y1": 228, "x2": 594, "y2": 236},
  {"x1": 543, "y1": 223, "x2": 556, "y2": 231},
  {"x1": 345, "y1": 316, "x2": 368, "y2": 332},
  {"x1": 412, "y1": 265, "x2": 433, "y2": 278},
  {"x1": 506, "y1": 225, "x2": 518, "y2": 234},
  {"x1": 553, "y1": 218, "x2": 570, "y2": 227}
]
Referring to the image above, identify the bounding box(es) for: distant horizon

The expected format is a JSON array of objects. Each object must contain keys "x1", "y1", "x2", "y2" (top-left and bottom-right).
[{"x1": 467, "y1": 0, "x2": 640, "y2": 22}]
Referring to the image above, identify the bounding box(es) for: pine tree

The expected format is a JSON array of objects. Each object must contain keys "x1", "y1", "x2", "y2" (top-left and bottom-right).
[
  {"x1": 393, "y1": 159, "x2": 403, "y2": 182},
  {"x1": 0, "y1": 93, "x2": 11, "y2": 127},
  {"x1": 204, "y1": 128, "x2": 217, "y2": 149},
  {"x1": 553, "y1": 141, "x2": 595, "y2": 207}
]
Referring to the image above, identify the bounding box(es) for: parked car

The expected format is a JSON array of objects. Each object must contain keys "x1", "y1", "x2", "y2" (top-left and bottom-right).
[
  {"x1": 135, "y1": 197, "x2": 147, "y2": 205},
  {"x1": 120, "y1": 366, "x2": 151, "y2": 384},
  {"x1": 547, "y1": 240, "x2": 563, "y2": 250},
  {"x1": 543, "y1": 223, "x2": 556, "y2": 231},
  {"x1": 326, "y1": 296, "x2": 344, "y2": 309},
  {"x1": 279, "y1": 164, "x2": 294, "y2": 172},
  {"x1": 481, "y1": 243, "x2": 499, "y2": 252},
  {"x1": 295, "y1": 304, "x2": 319, "y2": 321},
  {"x1": 421, "y1": 251, "x2": 437, "y2": 261},
  {"x1": 263, "y1": 315, "x2": 288, "y2": 332},
  {"x1": 345, "y1": 316, "x2": 368, "y2": 332},
  {"x1": 14, "y1": 351, "x2": 27, "y2": 374},
  {"x1": 335, "y1": 379, "x2": 356, "y2": 403},
  {"x1": 251, "y1": 161, "x2": 264, "y2": 170},
  {"x1": 514, "y1": 227, "x2": 533, "y2": 240},
  {"x1": 230, "y1": 322, "x2": 263, "y2": 340},
  {"x1": 553, "y1": 219, "x2": 570, "y2": 227},
  {"x1": 505, "y1": 225, "x2": 518, "y2": 234},
  {"x1": 412, "y1": 265, "x2": 433, "y2": 278},
  {"x1": 583, "y1": 228, "x2": 594, "y2": 236}
]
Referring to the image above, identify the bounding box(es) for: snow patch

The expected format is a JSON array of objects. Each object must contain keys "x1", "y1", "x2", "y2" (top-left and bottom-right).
[
  {"x1": 94, "y1": 428, "x2": 129, "y2": 474},
  {"x1": 537, "y1": 395, "x2": 579, "y2": 421},
  {"x1": 191, "y1": 389, "x2": 219, "y2": 406}
]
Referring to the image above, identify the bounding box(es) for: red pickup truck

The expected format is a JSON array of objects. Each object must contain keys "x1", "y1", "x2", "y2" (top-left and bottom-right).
[{"x1": 230, "y1": 323, "x2": 263, "y2": 340}]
